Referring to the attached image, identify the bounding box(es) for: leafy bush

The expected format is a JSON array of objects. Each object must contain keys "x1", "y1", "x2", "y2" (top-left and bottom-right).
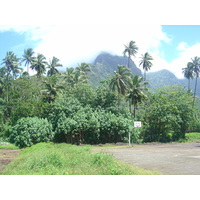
[
  {"x1": 50, "y1": 103, "x2": 132, "y2": 144},
  {"x1": 141, "y1": 86, "x2": 195, "y2": 142},
  {"x1": 9, "y1": 117, "x2": 54, "y2": 148},
  {"x1": 46, "y1": 96, "x2": 82, "y2": 131}
]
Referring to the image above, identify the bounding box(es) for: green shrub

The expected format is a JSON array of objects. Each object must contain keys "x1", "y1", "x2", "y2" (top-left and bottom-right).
[
  {"x1": 46, "y1": 96, "x2": 82, "y2": 131},
  {"x1": 52, "y1": 105, "x2": 132, "y2": 144},
  {"x1": 0, "y1": 122, "x2": 12, "y2": 140},
  {"x1": 9, "y1": 117, "x2": 54, "y2": 148},
  {"x1": 141, "y1": 86, "x2": 195, "y2": 142}
]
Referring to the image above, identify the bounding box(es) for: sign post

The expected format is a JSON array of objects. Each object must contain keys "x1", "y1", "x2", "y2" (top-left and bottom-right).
[
  {"x1": 129, "y1": 121, "x2": 142, "y2": 146},
  {"x1": 134, "y1": 121, "x2": 142, "y2": 128}
]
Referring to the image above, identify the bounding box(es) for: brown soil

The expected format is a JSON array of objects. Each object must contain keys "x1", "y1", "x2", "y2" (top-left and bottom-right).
[
  {"x1": 92, "y1": 142, "x2": 200, "y2": 175},
  {"x1": 0, "y1": 149, "x2": 21, "y2": 173}
]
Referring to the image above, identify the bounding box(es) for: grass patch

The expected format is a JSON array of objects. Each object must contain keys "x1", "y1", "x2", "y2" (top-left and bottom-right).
[
  {"x1": 0, "y1": 142, "x2": 19, "y2": 150},
  {"x1": 2, "y1": 142, "x2": 158, "y2": 175},
  {"x1": 185, "y1": 132, "x2": 200, "y2": 142}
]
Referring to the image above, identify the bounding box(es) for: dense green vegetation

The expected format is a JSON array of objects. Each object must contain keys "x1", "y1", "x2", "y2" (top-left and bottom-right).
[
  {"x1": 0, "y1": 41, "x2": 200, "y2": 148},
  {"x1": 1, "y1": 143, "x2": 158, "y2": 175}
]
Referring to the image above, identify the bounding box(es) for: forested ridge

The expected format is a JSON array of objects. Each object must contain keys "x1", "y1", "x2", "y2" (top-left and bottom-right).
[{"x1": 1, "y1": 41, "x2": 200, "y2": 148}]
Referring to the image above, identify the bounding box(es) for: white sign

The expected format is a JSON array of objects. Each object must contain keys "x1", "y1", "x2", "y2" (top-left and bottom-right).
[{"x1": 134, "y1": 121, "x2": 142, "y2": 128}]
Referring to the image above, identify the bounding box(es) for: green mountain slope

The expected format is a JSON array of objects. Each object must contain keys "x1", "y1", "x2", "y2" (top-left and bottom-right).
[
  {"x1": 147, "y1": 69, "x2": 200, "y2": 96},
  {"x1": 88, "y1": 52, "x2": 200, "y2": 97},
  {"x1": 146, "y1": 69, "x2": 187, "y2": 90},
  {"x1": 89, "y1": 52, "x2": 142, "y2": 85}
]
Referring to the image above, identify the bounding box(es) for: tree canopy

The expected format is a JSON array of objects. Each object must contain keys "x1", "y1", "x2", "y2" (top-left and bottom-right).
[{"x1": 0, "y1": 43, "x2": 199, "y2": 147}]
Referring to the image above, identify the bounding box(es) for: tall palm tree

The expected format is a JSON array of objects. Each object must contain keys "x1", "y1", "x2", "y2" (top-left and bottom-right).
[
  {"x1": 109, "y1": 65, "x2": 131, "y2": 110},
  {"x1": 1, "y1": 51, "x2": 21, "y2": 101},
  {"x1": 12, "y1": 65, "x2": 23, "y2": 79},
  {"x1": 182, "y1": 62, "x2": 194, "y2": 91},
  {"x1": 139, "y1": 52, "x2": 153, "y2": 81},
  {"x1": 41, "y1": 81, "x2": 64, "y2": 103},
  {"x1": 21, "y1": 48, "x2": 35, "y2": 75},
  {"x1": 126, "y1": 75, "x2": 148, "y2": 118},
  {"x1": 47, "y1": 57, "x2": 62, "y2": 76},
  {"x1": 63, "y1": 67, "x2": 88, "y2": 87},
  {"x1": 123, "y1": 40, "x2": 138, "y2": 69},
  {"x1": 189, "y1": 56, "x2": 200, "y2": 106},
  {"x1": 30, "y1": 53, "x2": 47, "y2": 77},
  {"x1": 76, "y1": 62, "x2": 91, "y2": 74},
  {"x1": 73, "y1": 71, "x2": 88, "y2": 85},
  {"x1": 64, "y1": 67, "x2": 75, "y2": 87},
  {"x1": 76, "y1": 63, "x2": 91, "y2": 82}
]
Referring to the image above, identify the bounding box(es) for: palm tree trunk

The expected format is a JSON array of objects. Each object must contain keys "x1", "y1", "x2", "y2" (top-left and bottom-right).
[
  {"x1": 27, "y1": 63, "x2": 29, "y2": 75},
  {"x1": 133, "y1": 103, "x2": 136, "y2": 118},
  {"x1": 118, "y1": 92, "x2": 120, "y2": 111},
  {"x1": 144, "y1": 69, "x2": 146, "y2": 82},
  {"x1": 6, "y1": 86, "x2": 9, "y2": 102},
  {"x1": 6, "y1": 74, "x2": 9, "y2": 102},
  {"x1": 193, "y1": 75, "x2": 198, "y2": 107},
  {"x1": 129, "y1": 99, "x2": 131, "y2": 113},
  {"x1": 188, "y1": 78, "x2": 190, "y2": 91},
  {"x1": 128, "y1": 55, "x2": 130, "y2": 68}
]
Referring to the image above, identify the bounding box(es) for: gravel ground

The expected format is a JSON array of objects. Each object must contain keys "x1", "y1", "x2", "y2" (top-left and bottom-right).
[
  {"x1": 92, "y1": 142, "x2": 200, "y2": 175},
  {"x1": 0, "y1": 149, "x2": 21, "y2": 173}
]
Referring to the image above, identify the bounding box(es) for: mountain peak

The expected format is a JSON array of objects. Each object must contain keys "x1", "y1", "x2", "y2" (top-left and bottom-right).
[
  {"x1": 89, "y1": 52, "x2": 142, "y2": 86},
  {"x1": 93, "y1": 52, "x2": 142, "y2": 75}
]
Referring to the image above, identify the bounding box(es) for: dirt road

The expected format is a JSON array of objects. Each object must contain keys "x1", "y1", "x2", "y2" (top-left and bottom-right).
[
  {"x1": 92, "y1": 142, "x2": 200, "y2": 175},
  {"x1": 0, "y1": 149, "x2": 21, "y2": 173}
]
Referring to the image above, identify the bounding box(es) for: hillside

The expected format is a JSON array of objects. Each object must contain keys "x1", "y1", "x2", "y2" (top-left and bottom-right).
[
  {"x1": 147, "y1": 70, "x2": 200, "y2": 96},
  {"x1": 89, "y1": 52, "x2": 142, "y2": 85},
  {"x1": 146, "y1": 70, "x2": 187, "y2": 90},
  {"x1": 88, "y1": 52, "x2": 200, "y2": 97}
]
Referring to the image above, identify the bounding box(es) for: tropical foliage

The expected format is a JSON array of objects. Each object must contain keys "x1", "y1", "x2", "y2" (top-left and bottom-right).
[
  {"x1": 0, "y1": 41, "x2": 199, "y2": 147},
  {"x1": 139, "y1": 52, "x2": 153, "y2": 81},
  {"x1": 123, "y1": 40, "x2": 138, "y2": 69},
  {"x1": 142, "y1": 87, "x2": 195, "y2": 142}
]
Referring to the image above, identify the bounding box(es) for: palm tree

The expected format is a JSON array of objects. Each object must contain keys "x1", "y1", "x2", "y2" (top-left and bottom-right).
[
  {"x1": 41, "y1": 81, "x2": 64, "y2": 103},
  {"x1": 73, "y1": 70, "x2": 88, "y2": 85},
  {"x1": 76, "y1": 63, "x2": 91, "y2": 82},
  {"x1": 63, "y1": 67, "x2": 88, "y2": 87},
  {"x1": 21, "y1": 48, "x2": 35, "y2": 75},
  {"x1": 123, "y1": 40, "x2": 138, "y2": 69},
  {"x1": 12, "y1": 65, "x2": 23, "y2": 79},
  {"x1": 126, "y1": 75, "x2": 148, "y2": 118},
  {"x1": 64, "y1": 67, "x2": 75, "y2": 87},
  {"x1": 109, "y1": 65, "x2": 131, "y2": 110},
  {"x1": 189, "y1": 56, "x2": 200, "y2": 106},
  {"x1": 182, "y1": 62, "x2": 194, "y2": 91},
  {"x1": 1, "y1": 51, "x2": 21, "y2": 101},
  {"x1": 47, "y1": 57, "x2": 62, "y2": 76},
  {"x1": 76, "y1": 62, "x2": 91, "y2": 74},
  {"x1": 139, "y1": 52, "x2": 153, "y2": 81},
  {"x1": 30, "y1": 53, "x2": 47, "y2": 77}
]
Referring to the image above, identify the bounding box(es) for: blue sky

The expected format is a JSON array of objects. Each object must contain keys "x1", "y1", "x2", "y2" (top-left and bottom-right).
[
  {"x1": 0, "y1": 1, "x2": 200, "y2": 79},
  {"x1": 161, "y1": 25, "x2": 200, "y2": 62},
  {"x1": 1, "y1": 25, "x2": 200, "y2": 79},
  {"x1": 0, "y1": 30, "x2": 41, "y2": 61}
]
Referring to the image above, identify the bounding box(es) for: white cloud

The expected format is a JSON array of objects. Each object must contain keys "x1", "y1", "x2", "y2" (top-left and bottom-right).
[
  {"x1": 149, "y1": 43, "x2": 200, "y2": 79},
  {"x1": 31, "y1": 24, "x2": 171, "y2": 71},
  {"x1": 1, "y1": 1, "x2": 198, "y2": 79},
  {"x1": 168, "y1": 43, "x2": 200, "y2": 78},
  {"x1": 177, "y1": 42, "x2": 188, "y2": 51},
  {"x1": 0, "y1": 24, "x2": 173, "y2": 76}
]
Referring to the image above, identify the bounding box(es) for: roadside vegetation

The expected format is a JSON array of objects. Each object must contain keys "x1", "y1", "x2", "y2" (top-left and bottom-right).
[
  {"x1": 0, "y1": 40, "x2": 200, "y2": 174},
  {"x1": 1, "y1": 143, "x2": 158, "y2": 175},
  {"x1": 185, "y1": 132, "x2": 200, "y2": 142},
  {"x1": 0, "y1": 142, "x2": 19, "y2": 150},
  {"x1": 0, "y1": 41, "x2": 200, "y2": 148}
]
